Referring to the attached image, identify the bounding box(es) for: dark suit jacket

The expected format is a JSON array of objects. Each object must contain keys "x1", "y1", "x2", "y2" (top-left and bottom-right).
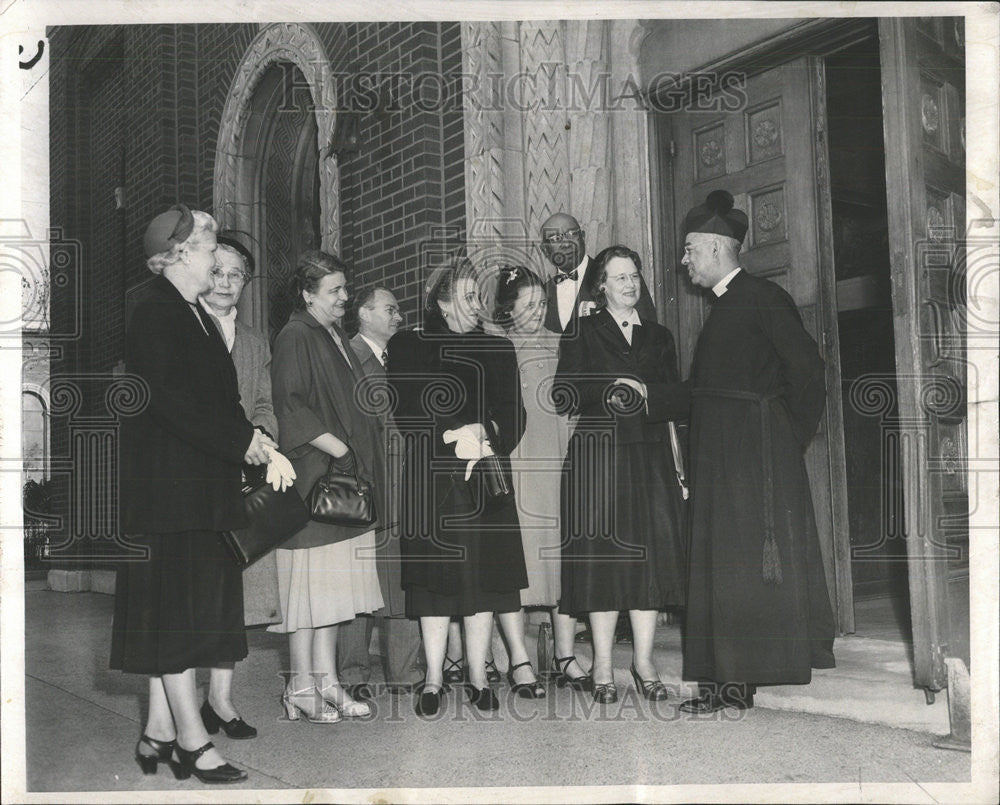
[
  {"x1": 121, "y1": 274, "x2": 255, "y2": 533},
  {"x1": 544, "y1": 255, "x2": 657, "y2": 336},
  {"x1": 350, "y1": 333, "x2": 406, "y2": 616}
]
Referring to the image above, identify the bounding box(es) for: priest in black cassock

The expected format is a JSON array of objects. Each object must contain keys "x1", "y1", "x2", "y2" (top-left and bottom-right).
[
  {"x1": 678, "y1": 190, "x2": 836, "y2": 714},
  {"x1": 540, "y1": 212, "x2": 656, "y2": 337}
]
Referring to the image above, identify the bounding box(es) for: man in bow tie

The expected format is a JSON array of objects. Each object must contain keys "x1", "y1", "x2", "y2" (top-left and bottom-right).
[{"x1": 540, "y1": 212, "x2": 656, "y2": 336}]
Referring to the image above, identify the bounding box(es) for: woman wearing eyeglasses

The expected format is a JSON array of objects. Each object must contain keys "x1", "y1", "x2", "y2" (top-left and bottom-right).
[
  {"x1": 551, "y1": 245, "x2": 689, "y2": 704},
  {"x1": 195, "y1": 235, "x2": 280, "y2": 740}
]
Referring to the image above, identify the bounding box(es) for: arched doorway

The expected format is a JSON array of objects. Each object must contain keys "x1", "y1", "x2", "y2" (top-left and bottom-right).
[{"x1": 213, "y1": 23, "x2": 339, "y2": 339}]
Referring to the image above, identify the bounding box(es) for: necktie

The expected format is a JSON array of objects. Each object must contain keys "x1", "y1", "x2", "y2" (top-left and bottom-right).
[
  {"x1": 381, "y1": 348, "x2": 389, "y2": 367},
  {"x1": 553, "y1": 269, "x2": 578, "y2": 284}
]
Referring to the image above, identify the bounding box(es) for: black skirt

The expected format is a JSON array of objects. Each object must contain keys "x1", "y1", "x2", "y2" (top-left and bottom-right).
[
  {"x1": 110, "y1": 531, "x2": 247, "y2": 675},
  {"x1": 559, "y1": 438, "x2": 686, "y2": 615}
]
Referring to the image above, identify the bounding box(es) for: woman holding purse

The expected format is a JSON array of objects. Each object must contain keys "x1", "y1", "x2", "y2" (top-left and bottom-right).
[
  {"x1": 385, "y1": 259, "x2": 529, "y2": 715},
  {"x1": 269, "y1": 250, "x2": 384, "y2": 722},
  {"x1": 112, "y1": 205, "x2": 292, "y2": 784},
  {"x1": 552, "y1": 245, "x2": 689, "y2": 704}
]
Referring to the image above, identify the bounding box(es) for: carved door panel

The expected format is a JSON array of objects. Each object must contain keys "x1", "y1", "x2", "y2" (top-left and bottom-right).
[
  {"x1": 668, "y1": 57, "x2": 854, "y2": 631},
  {"x1": 879, "y1": 17, "x2": 968, "y2": 690}
]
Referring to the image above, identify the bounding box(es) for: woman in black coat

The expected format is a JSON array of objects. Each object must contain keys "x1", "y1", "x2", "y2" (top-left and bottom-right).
[
  {"x1": 385, "y1": 260, "x2": 529, "y2": 715},
  {"x1": 552, "y1": 245, "x2": 689, "y2": 704},
  {"x1": 111, "y1": 205, "x2": 285, "y2": 784}
]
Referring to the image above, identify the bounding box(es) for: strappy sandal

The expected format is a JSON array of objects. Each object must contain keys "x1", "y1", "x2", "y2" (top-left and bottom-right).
[
  {"x1": 507, "y1": 660, "x2": 546, "y2": 699},
  {"x1": 629, "y1": 664, "x2": 668, "y2": 701},
  {"x1": 319, "y1": 684, "x2": 372, "y2": 718},
  {"x1": 592, "y1": 680, "x2": 618, "y2": 704},
  {"x1": 281, "y1": 688, "x2": 341, "y2": 723},
  {"x1": 443, "y1": 656, "x2": 465, "y2": 684},
  {"x1": 551, "y1": 655, "x2": 593, "y2": 692}
]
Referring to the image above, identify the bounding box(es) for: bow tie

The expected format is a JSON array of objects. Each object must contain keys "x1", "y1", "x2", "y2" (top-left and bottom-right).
[{"x1": 553, "y1": 269, "x2": 578, "y2": 284}]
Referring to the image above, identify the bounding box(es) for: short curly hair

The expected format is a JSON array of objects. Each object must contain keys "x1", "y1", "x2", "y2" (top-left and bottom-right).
[
  {"x1": 589, "y1": 245, "x2": 643, "y2": 308},
  {"x1": 291, "y1": 250, "x2": 349, "y2": 310},
  {"x1": 145, "y1": 210, "x2": 218, "y2": 275}
]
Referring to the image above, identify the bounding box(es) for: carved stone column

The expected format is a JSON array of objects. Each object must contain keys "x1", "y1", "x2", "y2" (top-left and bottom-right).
[
  {"x1": 564, "y1": 20, "x2": 613, "y2": 251},
  {"x1": 609, "y1": 20, "x2": 655, "y2": 275},
  {"x1": 519, "y1": 21, "x2": 571, "y2": 240}
]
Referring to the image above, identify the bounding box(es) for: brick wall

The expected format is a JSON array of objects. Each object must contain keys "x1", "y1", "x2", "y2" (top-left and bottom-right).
[{"x1": 45, "y1": 21, "x2": 466, "y2": 560}]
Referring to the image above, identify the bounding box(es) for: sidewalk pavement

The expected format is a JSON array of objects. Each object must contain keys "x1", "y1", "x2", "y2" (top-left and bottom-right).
[{"x1": 16, "y1": 585, "x2": 970, "y2": 798}]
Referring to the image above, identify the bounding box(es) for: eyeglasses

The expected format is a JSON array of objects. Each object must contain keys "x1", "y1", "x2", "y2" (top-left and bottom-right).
[
  {"x1": 542, "y1": 227, "x2": 583, "y2": 244},
  {"x1": 210, "y1": 268, "x2": 248, "y2": 285}
]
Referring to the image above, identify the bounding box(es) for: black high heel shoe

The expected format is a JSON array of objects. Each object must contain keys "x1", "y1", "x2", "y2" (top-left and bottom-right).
[
  {"x1": 592, "y1": 680, "x2": 618, "y2": 704},
  {"x1": 443, "y1": 656, "x2": 465, "y2": 685},
  {"x1": 551, "y1": 655, "x2": 593, "y2": 692},
  {"x1": 414, "y1": 680, "x2": 446, "y2": 718},
  {"x1": 134, "y1": 734, "x2": 176, "y2": 775},
  {"x1": 201, "y1": 700, "x2": 257, "y2": 739},
  {"x1": 169, "y1": 741, "x2": 248, "y2": 784},
  {"x1": 485, "y1": 657, "x2": 502, "y2": 685},
  {"x1": 629, "y1": 664, "x2": 669, "y2": 701},
  {"x1": 507, "y1": 660, "x2": 546, "y2": 699},
  {"x1": 465, "y1": 684, "x2": 500, "y2": 711}
]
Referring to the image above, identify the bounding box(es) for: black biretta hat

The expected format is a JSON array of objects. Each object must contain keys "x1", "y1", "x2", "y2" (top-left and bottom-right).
[{"x1": 682, "y1": 190, "x2": 748, "y2": 244}]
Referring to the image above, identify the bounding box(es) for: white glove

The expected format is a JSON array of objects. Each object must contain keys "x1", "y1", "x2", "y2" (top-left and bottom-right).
[
  {"x1": 263, "y1": 445, "x2": 297, "y2": 492},
  {"x1": 443, "y1": 424, "x2": 495, "y2": 481}
]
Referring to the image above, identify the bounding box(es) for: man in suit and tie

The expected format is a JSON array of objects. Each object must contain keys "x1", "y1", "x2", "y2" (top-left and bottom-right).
[
  {"x1": 337, "y1": 286, "x2": 426, "y2": 694},
  {"x1": 540, "y1": 212, "x2": 656, "y2": 336}
]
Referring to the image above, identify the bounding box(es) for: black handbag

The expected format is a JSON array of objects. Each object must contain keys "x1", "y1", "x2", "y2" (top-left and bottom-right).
[
  {"x1": 478, "y1": 453, "x2": 513, "y2": 502},
  {"x1": 307, "y1": 454, "x2": 377, "y2": 527},
  {"x1": 221, "y1": 464, "x2": 310, "y2": 568}
]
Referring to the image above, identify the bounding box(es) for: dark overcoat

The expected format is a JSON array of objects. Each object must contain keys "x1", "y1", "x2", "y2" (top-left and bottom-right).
[
  {"x1": 552, "y1": 308, "x2": 689, "y2": 612},
  {"x1": 544, "y1": 255, "x2": 657, "y2": 336},
  {"x1": 270, "y1": 309, "x2": 384, "y2": 550},
  {"x1": 683, "y1": 269, "x2": 836, "y2": 685},
  {"x1": 385, "y1": 323, "x2": 528, "y2": 597},
  {"x1": 121, "y1": 274, "x2": 254, "y2": 534}
]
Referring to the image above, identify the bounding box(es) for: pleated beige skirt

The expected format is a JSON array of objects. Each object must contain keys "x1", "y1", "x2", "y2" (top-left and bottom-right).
[{"x1": 267, "y1": 530, "x2": 384, "y2": 633}]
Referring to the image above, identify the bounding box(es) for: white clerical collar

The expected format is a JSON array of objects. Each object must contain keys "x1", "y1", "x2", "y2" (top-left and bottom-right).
[
  {"x1": 359, "y1": 333, "x2": 386, "y2": 365},
  {"x1": 712, "y1": 267, "x2": 742, "y2": 298}
]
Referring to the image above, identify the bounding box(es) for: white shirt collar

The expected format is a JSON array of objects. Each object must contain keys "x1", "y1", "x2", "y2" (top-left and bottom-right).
[
  {"x1": 712, "y1": 267, "x2": 742, "y2": 298},
  {"x1": 556, "y1": 255, "x2": 590, "y2": 329},
  {"x1": 198, "y1": 299, "x2": 238, "y2": 350},
  {"x1": 359, "y1": 333, "x2": 387, "y2": 365}
]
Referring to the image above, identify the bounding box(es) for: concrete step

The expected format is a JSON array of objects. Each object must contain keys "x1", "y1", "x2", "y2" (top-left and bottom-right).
[{"x1": 511, "y1": 616, "x2": 950, "y2": 735}]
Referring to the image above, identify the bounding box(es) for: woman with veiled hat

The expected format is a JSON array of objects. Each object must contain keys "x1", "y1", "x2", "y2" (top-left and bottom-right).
[
  {"x1": 385, "y1": 259, "x2": 530, "y2": 716},
  {"x1": 112, "y1": 204, "x2": 294, "y2": 784},
  {"x1": 552, "y1": 244, "x2": 689, "y2": 705}
]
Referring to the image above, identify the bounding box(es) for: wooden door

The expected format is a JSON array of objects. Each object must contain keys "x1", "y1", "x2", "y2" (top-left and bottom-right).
[
  {"x1": 665, "y1": 57, "x2": 854, "y2": 631},
  {"x1": 879, "y1": 17, "x2": 968, "y2": 691}
]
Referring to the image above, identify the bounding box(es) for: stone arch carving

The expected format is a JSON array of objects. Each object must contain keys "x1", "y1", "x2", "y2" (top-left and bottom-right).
[{"x1": 213, "y1": 22, "x2": 340, "y2": 257}]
